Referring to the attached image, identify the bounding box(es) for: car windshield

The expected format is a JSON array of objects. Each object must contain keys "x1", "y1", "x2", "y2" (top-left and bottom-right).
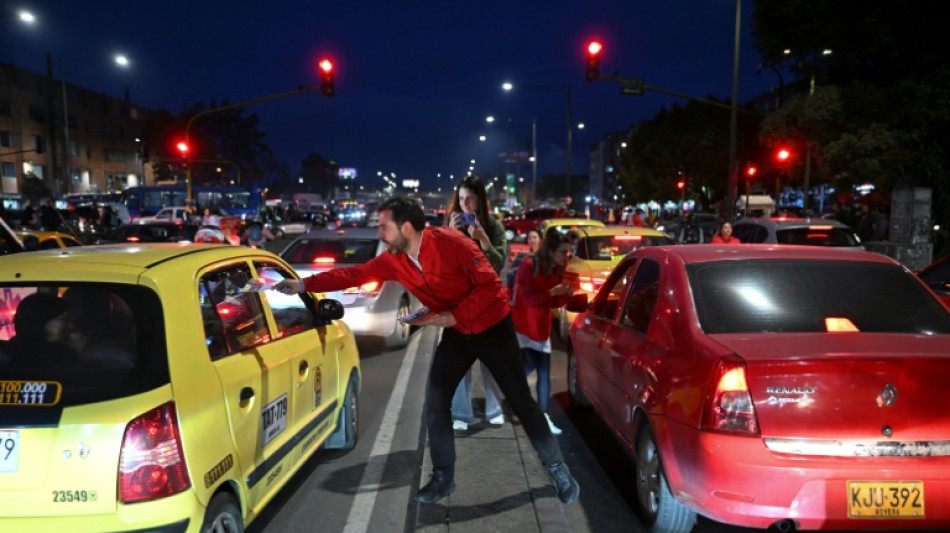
[
  {"x1": 688, "y1": 260, "x2": 950, "y2": 335},
  {"x1": 579, "y1": 234, "x2": 674, "y2": 260},
  {"x1": 775, "y1": 227, "x2": 861, "y2": 247},
  {"x1": 0, "y1": 283, "x2": 169, "y2": 408},
  {"x1": 282, "y1": 237, "x2": 378, "y2": 264}
]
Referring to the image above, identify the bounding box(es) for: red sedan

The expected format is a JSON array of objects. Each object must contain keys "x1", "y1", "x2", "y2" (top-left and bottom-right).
[{"x1": 565, "y1": 244, "x2": 950, "y2": 532}]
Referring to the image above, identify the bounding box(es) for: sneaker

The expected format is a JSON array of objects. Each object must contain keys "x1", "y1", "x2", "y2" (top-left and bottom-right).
[
  {"x1": 415, "y1": 470, "x2": 455, "y2": 504},
  {"x1": 488, "y1": 414, "x2": 505, "y2": 425},
  {"x1": 452, "y1": 419, "x2": 468, "y2": 431},
  {"x1": 546, "y1": 461, "x2": 580, "y2": 504},
  {"x1": 545, "y1": 413, "x2": 562, "y2": 435}
]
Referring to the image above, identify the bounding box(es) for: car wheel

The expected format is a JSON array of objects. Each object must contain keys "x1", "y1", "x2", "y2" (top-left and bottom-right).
[
  {"x1": 384, "y1": 297, "x2": 411, "y2": 349},
  {"x1": 325, "y1": 373, "x2": 359, "y2": 450},
  {"x1": 200, "y1": 492, "x2": 243, "y2": 533},
  {"x1": 566, "y1": 346, "x2": 590, "y2": 408},
  {"x1": 505, "y1": 228, "x2": 515, "y2": 241},
  {"x1": 635, "y1": 427, "x2": 696, "y2": 533}
]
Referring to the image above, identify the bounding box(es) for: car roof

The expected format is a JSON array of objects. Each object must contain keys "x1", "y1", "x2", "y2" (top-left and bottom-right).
[
  {"x1": 636, "y1": 243, "x2": 897, "y2": 266},
  {"x1": 540, "y1": 218, "x2": 605, "y2": 227},
  {"x1": 733, "y1": 217, "x2": 851, "y2": 229},
  {"x1": 581, "y1": 226, "x2": 670, "y2": 238},
  {"x1": 15, "y1": 229, "x2": 75, "y2": 239},
  {"x1": 289, "y1": 227, "x2": 379, "y2": 240},
  {"x1": 0, "y1": 243, "x2": 271, "y2": 270}
]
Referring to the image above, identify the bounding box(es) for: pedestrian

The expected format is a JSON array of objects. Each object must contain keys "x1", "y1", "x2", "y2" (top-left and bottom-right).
[
  {"x1": 710, "y1": 221, "x2": 741, "y2": 244},
  {"x1": 511, "y1": 230, "x2": 575, "y2": 435},
  {"x1": 273, "y1": 196, "x2": 580, "y2": 504},
  {"x1": 631, "y1": 207, "x2": 647, "y2": 227},
  {"x1": 242, "y1": 217, "x2": 275, "y2": 248},
  {"x1": 445, "y1": 176, "x2": 508, "y2": 430},
  {"x1": 40, "y1": 199, "x2": 60, "y2": 231}
]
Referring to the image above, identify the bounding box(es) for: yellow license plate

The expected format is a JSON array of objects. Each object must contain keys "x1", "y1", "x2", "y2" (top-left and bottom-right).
[{"x1": 847, "y1": 481, "x2": 924, "y2": 518}]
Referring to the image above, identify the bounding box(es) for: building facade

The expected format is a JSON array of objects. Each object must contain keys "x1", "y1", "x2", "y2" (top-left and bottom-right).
[{"x1": 0, "y1": 62, "x2": 152, "y2": 207}]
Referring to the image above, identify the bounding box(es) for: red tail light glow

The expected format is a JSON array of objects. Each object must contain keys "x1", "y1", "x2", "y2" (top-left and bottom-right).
[
  {"x1": 578, "y1": 276, "x2": 607, "y2": 294},
  {"x1": 312, "y1": 256, "x2": 336, "y2": 264},
  {"x1": 613, "y1": 235, "x2": 643, "y2": 241},
  {"x1": 701, "y1": 358, "x2": 759, "y2": 435},
  {"x1": 118, "y1": 402, "x2": 191, "y2": 503},
  {"x1": 126, "y1": 236, "x2": 141, "y2": 242}
]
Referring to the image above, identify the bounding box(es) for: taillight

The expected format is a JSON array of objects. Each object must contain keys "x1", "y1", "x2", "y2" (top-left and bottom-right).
[
  {"x1": 313, "y1": 256, "x2": 335, "y2": 264},
  {"x1": 126, "y1": 236, "x2": 141, "y2": 242},
  {"x1": 344, "y1": 280, "x2": 381, "y2": 297},
  {"x1": 701, "y1": 358, "x2": 759, "y2": 435},
  {"x1": 578, "y1": 276, "x2": 606, "y2": 294},
  {"x1": 118, "y1": 402, "x2": 191, "y2": 503}
]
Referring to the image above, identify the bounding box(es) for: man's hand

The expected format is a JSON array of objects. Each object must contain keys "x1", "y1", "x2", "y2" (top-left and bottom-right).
[
  {"x1": 415, "y1": 311, "x2": 456, "y2": 328},
  {"x1": 273, "y1": 278, "x2": 305, "y2": 295}
]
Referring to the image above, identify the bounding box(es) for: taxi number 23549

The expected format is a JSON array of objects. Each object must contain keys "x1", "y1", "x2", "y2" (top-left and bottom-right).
[{"x1": 52, "y1": 490, "x2": 97, "y2": 503}]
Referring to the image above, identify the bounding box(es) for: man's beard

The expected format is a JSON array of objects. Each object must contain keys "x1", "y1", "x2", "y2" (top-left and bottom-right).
[{"x1": 385, "y1": 231, "x2": 409, "y2": 254}]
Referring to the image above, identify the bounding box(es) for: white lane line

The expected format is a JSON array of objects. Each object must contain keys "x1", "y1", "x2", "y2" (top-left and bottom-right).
[{"x1": 342, "y1": 329, "x2": 425, "y2": 533}]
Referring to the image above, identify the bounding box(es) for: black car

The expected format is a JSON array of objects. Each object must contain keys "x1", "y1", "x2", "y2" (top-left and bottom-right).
[{"x1": 96, "y1": 222, "x2": 199, "y2": 244}]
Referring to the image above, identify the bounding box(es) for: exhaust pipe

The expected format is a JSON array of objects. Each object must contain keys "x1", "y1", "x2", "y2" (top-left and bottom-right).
[{"x1": 770, "y1": 519, "x2": 796, "y2": 532}]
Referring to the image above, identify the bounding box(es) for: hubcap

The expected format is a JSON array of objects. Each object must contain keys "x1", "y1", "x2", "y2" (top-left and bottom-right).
[{"x1": 636, "y1": 437, "x2": 661, "y2": 516}]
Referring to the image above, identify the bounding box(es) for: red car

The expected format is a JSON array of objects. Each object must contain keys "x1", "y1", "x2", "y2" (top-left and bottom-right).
[
  {"x1": 501, "y1": 207, "x2": 569, "y2": 241},
  {"x1": 565, "y1": 244, "x2": 950, "y2": 532}
]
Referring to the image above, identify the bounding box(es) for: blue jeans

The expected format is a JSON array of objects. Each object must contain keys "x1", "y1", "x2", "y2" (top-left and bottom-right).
[
  {"x1": 450, "y1": 362, "x2": 502, "y2": 422},
  {"x1": 425, "y1": 314, "x2": 563, "y2": 476},
  {"x1": 522, "y1": 348, "x2": 552, "y2": 413}
]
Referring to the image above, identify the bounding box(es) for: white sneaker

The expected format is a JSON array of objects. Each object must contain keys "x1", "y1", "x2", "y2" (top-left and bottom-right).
[
  {"x1": 488, "y1": 414, "x2": 505, "y2": 425},
  {"x1": 545, "y1": 413, "x2": 562, "y2": 435},
  {"x1": 452, "y1": 419, "x2": 468, "y2": 431}
]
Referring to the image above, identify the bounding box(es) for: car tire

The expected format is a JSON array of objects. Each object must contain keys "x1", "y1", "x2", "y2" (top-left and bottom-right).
[
  {"x1": 200, "y1": 492, "x2": 243, "y2": 533},
  {"x1": 566, "y1": 346, "x2": 590, "y2": 408},
  {"x1": 635, "y1": 427, "x2": 696, "y2": 533},
  {"x1": 325, "y1": 374, "x2": 359, "y2": 450},
  {"x1": 384, "y1": 296, "x2": 412, "y2": 349}
]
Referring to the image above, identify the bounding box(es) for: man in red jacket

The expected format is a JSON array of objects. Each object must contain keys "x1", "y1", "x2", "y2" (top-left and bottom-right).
[{"x1": 274, "y1": 196, "x2": 579, "y2": 505}]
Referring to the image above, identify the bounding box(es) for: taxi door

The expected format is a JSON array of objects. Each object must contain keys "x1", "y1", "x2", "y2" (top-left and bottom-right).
[
  {"x1": 254, "y1": 262, "x2": 340, "y2": 467},
  {"x1": 199, "y1": 263, "x2": 294, "y2": 513}
]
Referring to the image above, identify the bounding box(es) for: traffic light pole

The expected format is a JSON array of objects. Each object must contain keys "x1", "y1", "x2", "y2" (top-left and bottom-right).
[{"x1": 184, "y1": 83, "x2": 326, "y2": 205}]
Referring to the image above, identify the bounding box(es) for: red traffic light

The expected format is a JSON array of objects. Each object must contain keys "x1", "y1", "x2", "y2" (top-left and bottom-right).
[
  {"x1": 676, "y1": 180, "x2": 685, "y2": 190},
  {"x1": 776, "y1": 148, "x2": 790, "y2": 162},
  {"x1": 746, "y1": 166, "x2": 757, "y2": 177},
  {"x1": 319, "y1": 58, "x2": 334, "y2": 97},
  {"x1": 176, "y1": 141, "x2": 189, "y2": 155},
  {"x1": 585, "y1": 41, "x2": 602, "y2": 82}
]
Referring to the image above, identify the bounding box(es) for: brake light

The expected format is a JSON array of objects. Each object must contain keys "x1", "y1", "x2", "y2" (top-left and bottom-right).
[
  {"x1": 126, "y1": 236, "x2": 141, "y2": 242},
  {"x1": 578, "y1": 275, "x2": 606, "y2": 294},
  {"x1": 118, "y1": 402, "x2": 191, "y2": 503},
  {"x1": 313, "y1": 256, "x2": 335, "y2": 264},
  {"x1": 344, "y1": 280, "x2": 381, "y2": 297},
  {"x1": 613, "y1": 235, "x2": 643, "y2": 241},
  {"x1": 826, "y1": 317, "x2": 859, "y2": 332},
  {"x1": 701, "y1": 358, "x2": 759, "y2": 435}
]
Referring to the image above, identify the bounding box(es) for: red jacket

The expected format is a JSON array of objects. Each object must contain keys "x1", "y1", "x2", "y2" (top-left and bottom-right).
[
  {"x1": 302, "y1": 226, "x2": 509, "y2": 335},
  {"x1": 511, "y1": 256, "x2": 570, "y2": 343}
]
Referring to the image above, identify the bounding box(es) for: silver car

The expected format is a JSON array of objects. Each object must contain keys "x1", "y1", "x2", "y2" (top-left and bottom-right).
[
  {"x1": 279, "y1": 228, "x2": 421, "y2": 348},
  {"x1": 731, "y1": 217, "x2": 864, "y2": 248}
]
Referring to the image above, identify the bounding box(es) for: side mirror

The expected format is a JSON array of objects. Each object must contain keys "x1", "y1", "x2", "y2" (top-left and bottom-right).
[
  {"x1": 314, "y1": 298, "x2": 344, "y2": 325},
  {"x1": 565, "y1": 292, "x2": 589, "y2": 312}
]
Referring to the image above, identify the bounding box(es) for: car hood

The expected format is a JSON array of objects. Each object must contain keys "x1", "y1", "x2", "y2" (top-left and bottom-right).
[{"x1": 709, "y1": 333, "x2": 950, "y2": 443}]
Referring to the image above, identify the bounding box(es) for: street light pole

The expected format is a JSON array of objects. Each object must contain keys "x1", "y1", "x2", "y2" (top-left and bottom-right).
[
  {"x1": 566, "y1": 83, "x2": 573, "y2": 201},
  {"x1": 531, "y1": 118, "x2": 537, "y2": 203}
]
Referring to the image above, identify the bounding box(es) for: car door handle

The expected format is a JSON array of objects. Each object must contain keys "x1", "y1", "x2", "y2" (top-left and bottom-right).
[{"x1": 239, "y1": 387, "x2": 254, "y2": 402}]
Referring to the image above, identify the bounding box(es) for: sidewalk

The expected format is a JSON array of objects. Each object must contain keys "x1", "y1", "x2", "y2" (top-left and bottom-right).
[{"x1": 412, "y1": 390, "x2": 575, "y2": 532}]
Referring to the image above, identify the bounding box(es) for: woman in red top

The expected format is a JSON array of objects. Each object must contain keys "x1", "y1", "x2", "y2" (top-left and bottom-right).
[
  {"x1": 710, "y1": 221, "x2": 741, "y2": 244},
  {"x1": 511, "y1": 231, "x2": 575, "y2": 435}
]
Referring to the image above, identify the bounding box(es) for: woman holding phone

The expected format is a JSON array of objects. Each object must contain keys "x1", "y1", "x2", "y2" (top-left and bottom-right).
[{"x1": 445, "y1": 176, "x2": 508, "y2": 430}]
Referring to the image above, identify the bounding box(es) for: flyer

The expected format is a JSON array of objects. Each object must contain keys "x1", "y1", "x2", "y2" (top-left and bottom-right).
[{"x1": 398, "y1": 306, "x2": 432, "y2": 325}]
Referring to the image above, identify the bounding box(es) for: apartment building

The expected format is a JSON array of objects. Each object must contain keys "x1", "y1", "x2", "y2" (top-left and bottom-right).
[{"x1": 0, "y1": 62, "x2": 152, "y2": 207}]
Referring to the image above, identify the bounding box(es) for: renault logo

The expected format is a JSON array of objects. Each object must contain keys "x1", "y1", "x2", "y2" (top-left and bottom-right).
[{"x1": 877, "y1": 384, "x2": 898, "y2": 407}]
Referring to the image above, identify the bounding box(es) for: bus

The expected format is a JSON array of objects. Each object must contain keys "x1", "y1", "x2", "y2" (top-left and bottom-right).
[{"x1": 118, "y1": 185, "x2": 265, "y2": 220}]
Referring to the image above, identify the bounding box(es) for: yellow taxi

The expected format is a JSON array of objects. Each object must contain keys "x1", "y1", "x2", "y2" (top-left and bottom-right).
[
  {"x1": 15, "y1": 229, "x2": 84, "y2": 249},
  {"x1": 0, "y1": 243, "x2": 361, "y2": 532},
  {"x1": 556, "y1": 226, "x2": 674, "y2": 339},
  {"x1": 509, "y1": 217, "x2": 605, "y2": 263}
]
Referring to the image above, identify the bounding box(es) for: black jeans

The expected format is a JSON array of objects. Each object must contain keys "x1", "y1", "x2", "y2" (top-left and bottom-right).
[{"x1": 425, "y1": 314, "x2": 563, "y2": 476}]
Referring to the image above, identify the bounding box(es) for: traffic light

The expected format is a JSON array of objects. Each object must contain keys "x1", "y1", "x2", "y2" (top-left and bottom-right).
[
  {"x1": 585, "y1": 41, "x2": 602, "y2": 82},
  {"x1": 746, "y1": 165, "x2": 757, "y2": 177},
  {"x1": 676, "y1": 179, "x2": 685, "y2": 190},
  {"x1": 176, "y1": 141, "x2": 189, "y2": 157},
  {"x1": 776, "y1": 148, "x2": 790, "y2": 162},
  {"x1": 319, "y1": 58, "x2": 334, "y2": 97}
]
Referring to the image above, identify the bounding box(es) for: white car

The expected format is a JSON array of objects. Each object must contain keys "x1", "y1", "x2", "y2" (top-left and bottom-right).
[
  {"x1": 136, "y1": 206, "x2": 192, "y2": 224},
  {"x1": 279, "y1": 228, "x2": 421, "y2": 348}
]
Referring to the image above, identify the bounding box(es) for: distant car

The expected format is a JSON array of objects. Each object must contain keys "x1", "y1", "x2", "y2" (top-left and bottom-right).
[
  {"x1": 279, "y1": 227, "x2": 422, "y2": 348},
  {"x1": 268, "y1": 213, "x2": 320, "y2": 239},
  {"x1": 136, "y1": 206, "x2": 192, "y2": 224},
  {"x1": 15, "y1": 229, "x2": 83, "y2": 249},
  {"x1": 731, "y1": 216, "x2": 863, "y2": 248},
  {"x1": 556, "y1": 225, "x2": 674, "y2": 340},
  {"x1": 918, "y1": 253, "x2": 950, "y2": 306},
  {"x1": 96, "y1": 222, "x2": 199, "y2": 244},
  {"x1": 508, "y1": 218, "x2": 606, "y2": 263},
  {"x1": 501, "y1": 207, "x2": 571, "y2": 241},
  {"x1": 0, "y1": 244, "x2": 360, "y2": 532},
  {"x1": 565, "y1": 244, "x2": 950, "y2": 532},
  {"x1": 655, "y1": 213, "x2": 723, "y2": 244}
]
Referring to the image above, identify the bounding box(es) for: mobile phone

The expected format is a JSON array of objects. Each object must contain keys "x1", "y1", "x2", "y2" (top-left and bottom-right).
[{"x1": 460, "y1": 212, "x2": 477, "y2": 226}]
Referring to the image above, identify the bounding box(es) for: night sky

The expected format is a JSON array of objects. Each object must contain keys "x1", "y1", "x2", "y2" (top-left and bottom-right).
[{"x1": 3, "y1": 0, "x2": 777, "y2": 191}]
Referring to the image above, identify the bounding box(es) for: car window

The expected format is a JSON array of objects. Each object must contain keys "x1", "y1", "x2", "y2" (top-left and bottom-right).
[
  {"x1": 590, "y1": 259, "x2": 638, "y2": 321},
  {"x1": 254, "y1": 262, "x2": 317, "y2": 338},
  {"x1": 39, "y1": 238, "x2": 60, "y2": 250},
  {"x1": 775, "y1": 227, "x2": 860, "y2": 247},
  {"x1": 586, "y1": 235, "x2": 649, "y2": 261},
  {"x1": 62, "y1": 236, "x2": 83, "y2": 247},
  {"x1": 0, "y1": 283, "x2": 169, "y2": 407},
  {"x1": 621, "y1": 259, "x2": 660, "y2": 332},
  {"x1": 688, "y1": 260, "x2": 950, "y2": 334},
  {"x1": 199, "y1": 264, "x2": 271, "y2": 360},
  {"x1": 733, "y1": 223, "x2": 768, "y2": 243},
  {"x1": 282, "y1": 237, "x2": 378, "y2": 264}
]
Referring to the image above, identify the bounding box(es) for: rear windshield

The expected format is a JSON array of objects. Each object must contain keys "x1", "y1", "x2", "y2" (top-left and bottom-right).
[
  {"x1": 0, "y1": 283, "x2": 169, "y2": 407},
  {"x1": 577, "y1": 234, "x2": 675, "y2": 261},
  {"x1": 775, "y1": 227, "x2": 860, "y2": 247},
  {"x1": 689, "y1": 260, "x2": 950, "y2": 334},
  {"x1": 282, "y1": 238, "x2": 378, "y2": 264}
]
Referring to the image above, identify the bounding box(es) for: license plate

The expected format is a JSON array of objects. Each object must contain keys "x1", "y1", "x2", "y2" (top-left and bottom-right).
[
  {"x1": 848, "y1": 481, "x2": 924, "y2": 518},
  {"x1": 0, "y1": 430, "x2": 20, "y2": 473},
  {"x1": 0, "y1": 380, "x2": 62, "y2": 406}
]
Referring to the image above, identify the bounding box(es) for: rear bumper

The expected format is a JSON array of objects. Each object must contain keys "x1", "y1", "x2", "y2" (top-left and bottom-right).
[{"x1": 658, "y1": 418, "x2": 950, "y2": 530}]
